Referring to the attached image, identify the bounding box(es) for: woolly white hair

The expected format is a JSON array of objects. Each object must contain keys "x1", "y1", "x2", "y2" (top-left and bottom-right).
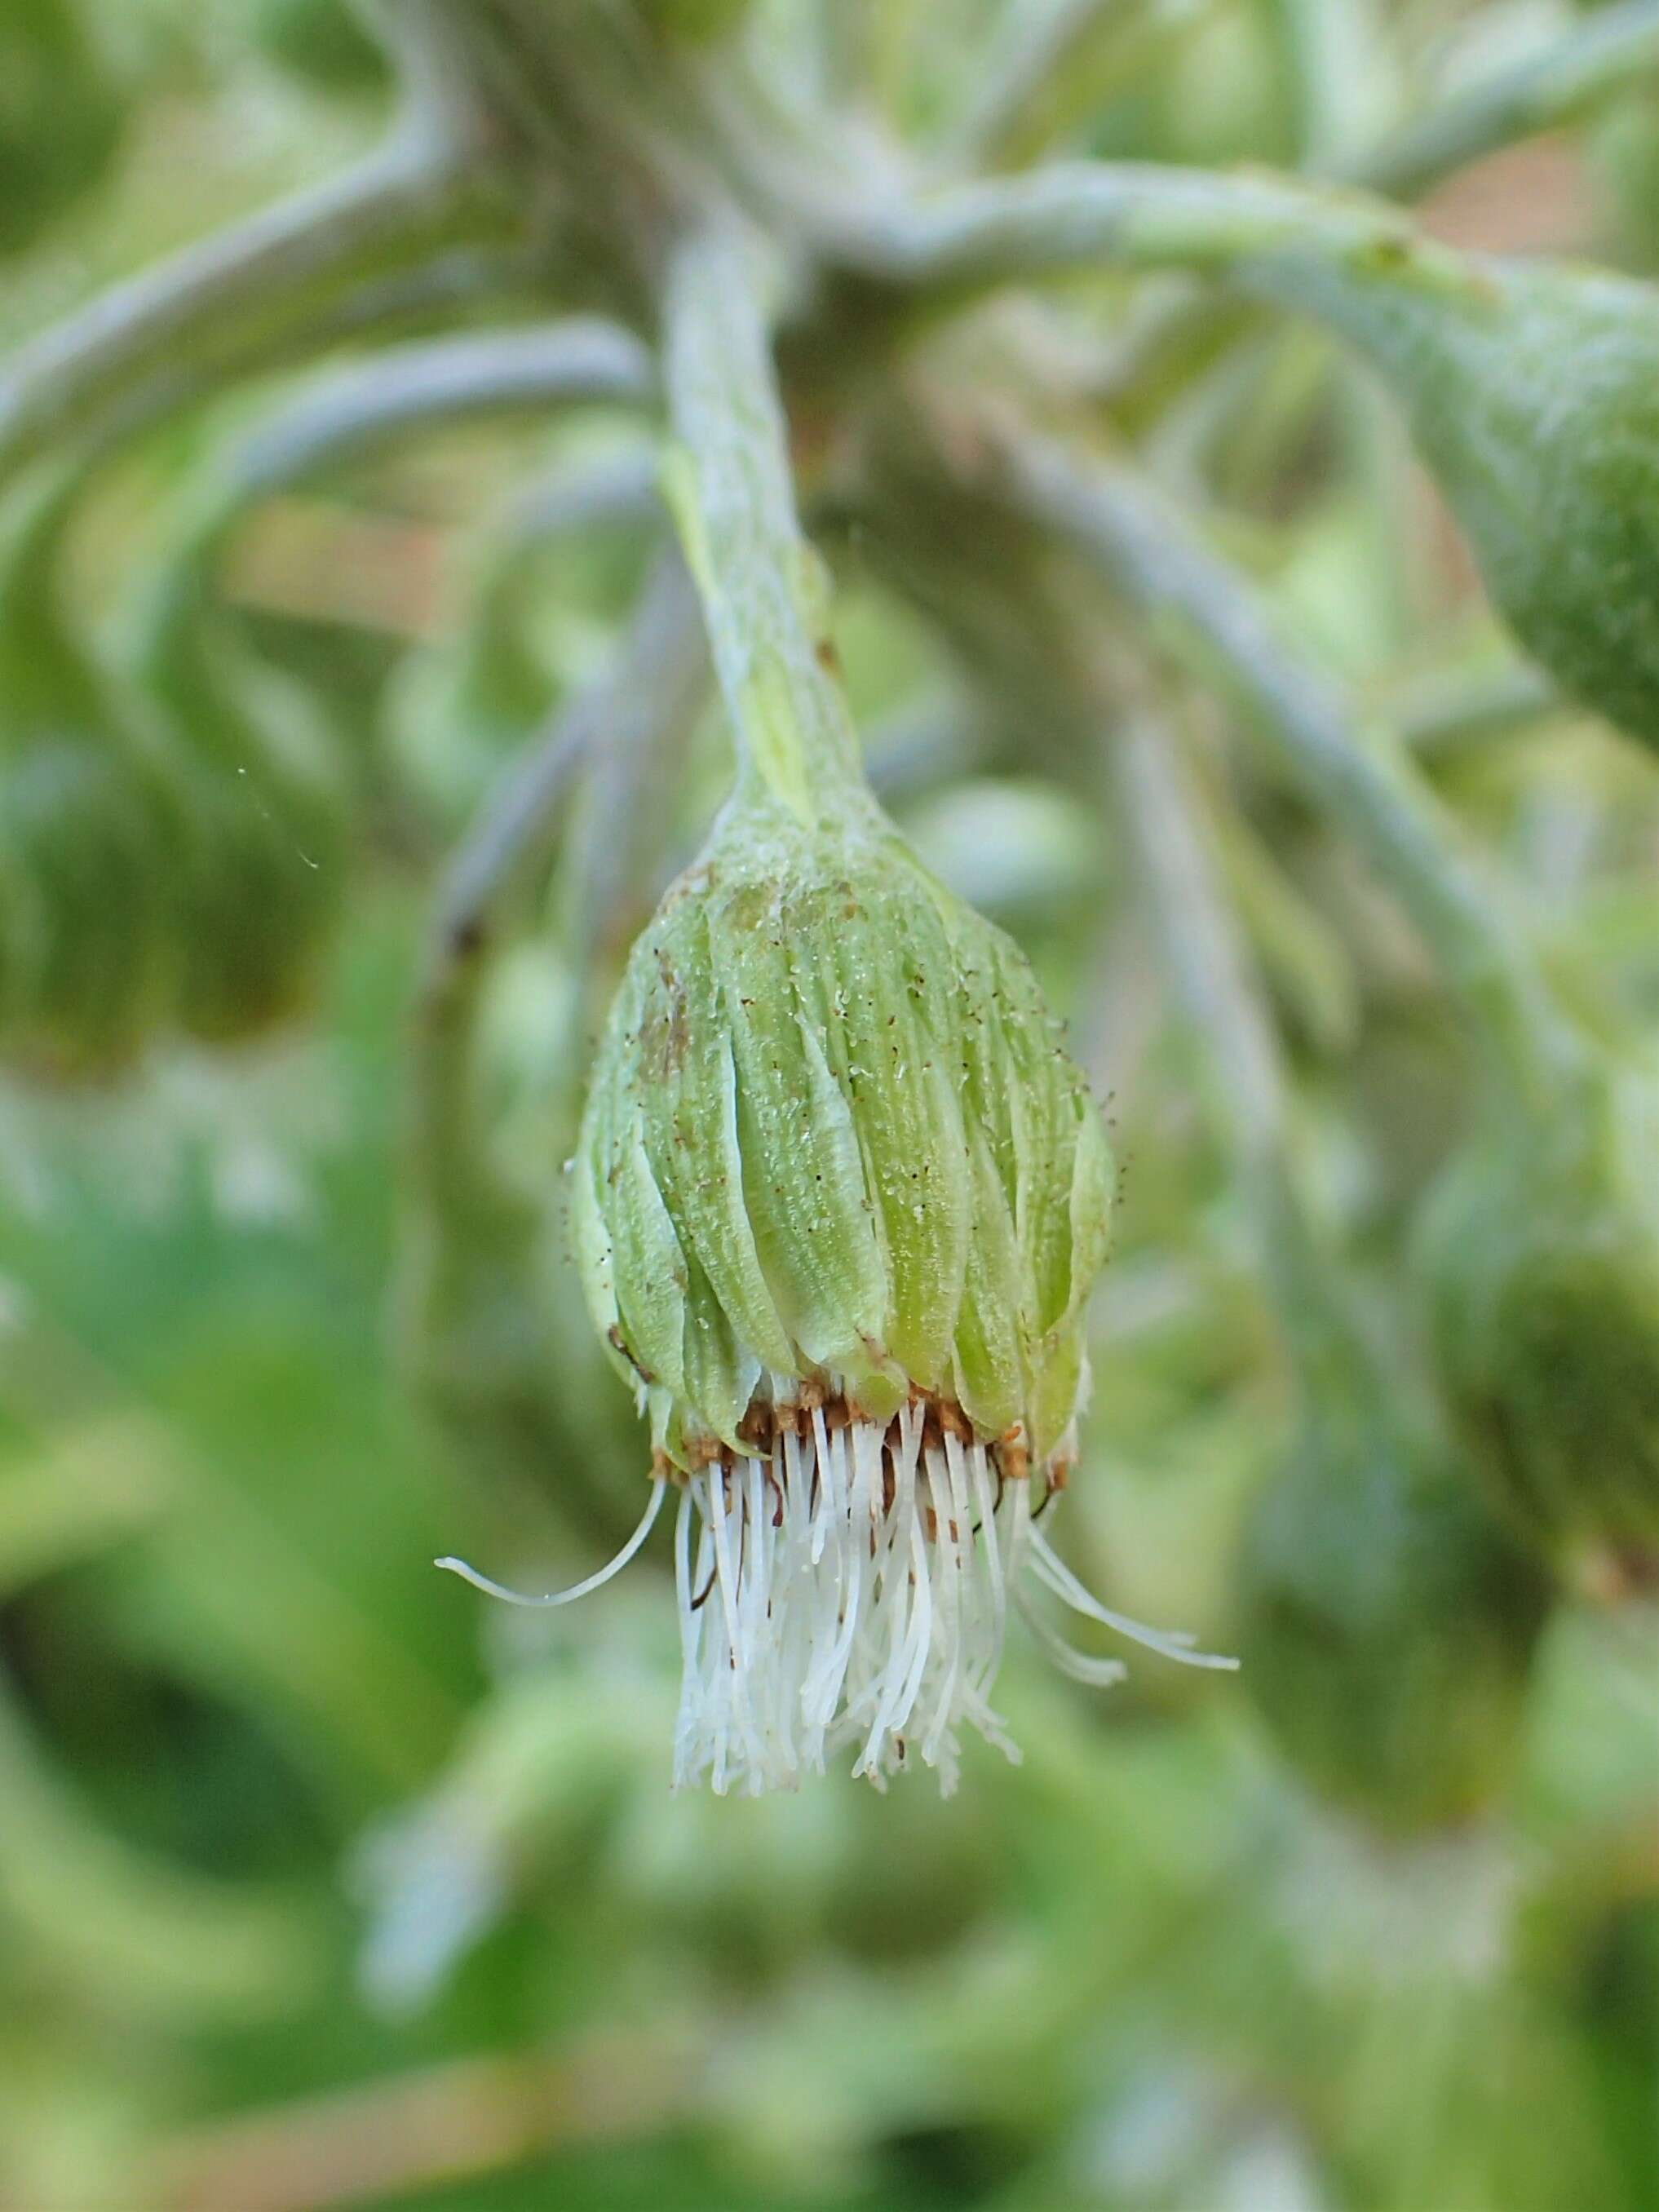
[{"x1": 440, "y1": 1382, "x2": 1235, "y2": 1797}]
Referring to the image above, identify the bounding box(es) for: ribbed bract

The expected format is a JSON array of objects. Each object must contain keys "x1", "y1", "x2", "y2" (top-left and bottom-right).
[{"x1": 571, "y1": 789, "x2": 1113, "y2": 1471}]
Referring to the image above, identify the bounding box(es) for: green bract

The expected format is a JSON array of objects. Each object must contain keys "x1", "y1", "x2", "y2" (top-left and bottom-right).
[
  {"x1": 1416, "y1": 1064, "x2": 1659, "y2": 1576},
  {"x1": 571, "y1": 782, "x2": 1114, "y2": 1475},
  {"x1": 1291, "y1": 248, "x2": 1659, "y2": 748}
]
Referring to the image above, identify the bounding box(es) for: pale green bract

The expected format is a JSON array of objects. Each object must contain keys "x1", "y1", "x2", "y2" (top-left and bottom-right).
[{"x1": 572, "y1": 785, "x2": 1112, "y2": 1475}]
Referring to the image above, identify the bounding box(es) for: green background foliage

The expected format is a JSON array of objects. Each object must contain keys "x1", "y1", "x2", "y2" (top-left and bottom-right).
[{"x1": 0, "y1": 4, "x2": 1656, "y2": 2208}]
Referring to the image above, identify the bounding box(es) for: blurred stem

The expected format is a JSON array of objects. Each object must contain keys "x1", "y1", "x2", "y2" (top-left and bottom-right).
[
  {"x1": 409, "y1": 732, "x2": 586, "y2": 1232},
  {"x1": 815, "y1": 158, "x2": 1433, "y2": 291},
  {"x1": 947, "y1": 0, "x2": 1208, "y2": 173},
  {"x1": 564, "y1": 560, "x2": 709, "y2": 1008},
  {"x1": 1265, "y1": 0, "x2": 1390, "y2": 169},
  {"x1": 502, "y1": 445, "x2": 664, "y2": 554},
  {"x1": 133, "y1": 322, "x2": 656, "y2": 697},
  {"x1": 409, "y1": 556, "x2": 706, "y2": 1225},
  {"x1": 1110, "y1": 707, "x2": 1352, "y2": 1369},
  {"x1": 219, "y1": 324, "x2": 653, "y2": 503},
  {"x1": 0, "y1": 104, "x2": 518, "y2": 489},
  {"x1": 807, "y1": 157, "x2": 1541, "y2": 427},
  {"x1": 980, "y1": 419, "x2": 1587, "y2": 1108},
  {"x1": 0, "y1": 243, "x2": 553, "y2": 503},
  {"x1": 1113, "y1": 709, "x2": 1286, "y2": 1169},
  {"x1": 660, "y1": 217, "x2": 869, "y2": 822},
  {"x1": 1335, "y1": 0, "x2": 1659, "y2": 199},
  {"x1": 1386, "y1": 657, "x2": 1563, "y2": 756}
]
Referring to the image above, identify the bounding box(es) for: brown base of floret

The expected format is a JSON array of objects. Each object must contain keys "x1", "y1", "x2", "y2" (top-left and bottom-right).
[{"x1": 653, "y1": 1383, "x2": 1071, "y2": 1522}]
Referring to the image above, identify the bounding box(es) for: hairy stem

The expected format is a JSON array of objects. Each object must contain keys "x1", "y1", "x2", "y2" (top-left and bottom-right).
[
  {"x1": 816, "y1": 158, "x2": 1426, "y2": 290},
  {"x1": 660, "y1": 218, "x2": 867, "y2": 821}
]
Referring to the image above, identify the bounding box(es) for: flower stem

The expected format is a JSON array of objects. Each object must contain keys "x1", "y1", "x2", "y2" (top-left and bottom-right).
[
  {"x1": 819, "y1": 159, "x2": 1429, "y2": 292},
  {"x1": 660, "y1": 218, "x2": 867, "y2": 823}
]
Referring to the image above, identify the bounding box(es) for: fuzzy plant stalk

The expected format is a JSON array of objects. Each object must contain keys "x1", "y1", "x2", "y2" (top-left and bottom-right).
[
  {"x1": 440, "y1": 219, "x2": 1234, "y2": 1796},
  {"x1": 0, "y1": 57, "x2": 507, "y2": 485}
]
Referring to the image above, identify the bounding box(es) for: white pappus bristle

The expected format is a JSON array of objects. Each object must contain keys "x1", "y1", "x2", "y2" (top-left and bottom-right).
[{"x1": 440, "y1": 1377, "x2": 1236, "y2": 1797}]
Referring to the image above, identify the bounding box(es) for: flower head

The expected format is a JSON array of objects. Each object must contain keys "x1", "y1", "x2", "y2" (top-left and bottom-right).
[
  {"x1": 444, "y1": 784, "x2": 1233, "y2": 1792},
  {"x1": 579, "y1": 790, "x2": 1236, "y2": 1790}
]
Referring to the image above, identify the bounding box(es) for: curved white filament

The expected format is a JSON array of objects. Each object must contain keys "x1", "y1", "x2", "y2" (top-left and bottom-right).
[
  {"x1": 435, "y1": 1476, "x2": 667, "y2": 1607},
  {"x1": 1025, "y1": 1523, "x2": 1238, "y2": 1670}
]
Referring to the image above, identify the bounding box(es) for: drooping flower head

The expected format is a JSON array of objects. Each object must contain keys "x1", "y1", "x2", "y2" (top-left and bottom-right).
[
  {"x1": 446, "y1": 768, "x2": 1238, "y2": 1795},
  {"x1": 438, "y1": 219, "x2": 1233, "y2": 1791},
  {"x1": 568, "y1": 778, "x2": 1139, "y2": 1790}
]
